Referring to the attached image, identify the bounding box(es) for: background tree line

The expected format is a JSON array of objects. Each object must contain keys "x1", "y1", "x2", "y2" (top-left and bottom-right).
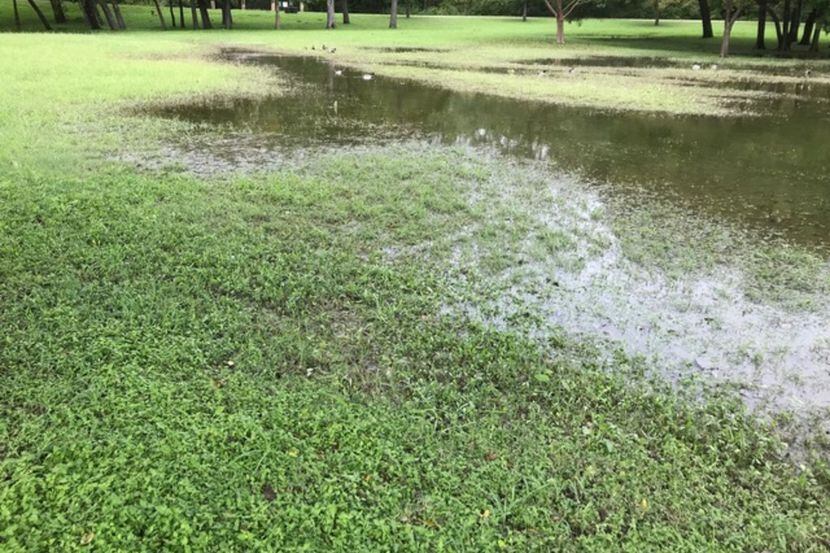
[{"x1": 11, "y1": 0, "x2": 828, "y2": 56}]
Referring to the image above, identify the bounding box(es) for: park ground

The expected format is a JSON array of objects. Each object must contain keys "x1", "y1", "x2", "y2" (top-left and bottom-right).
[{"x1": 1, "y1": 7, "x2": 830, "y2": 551}]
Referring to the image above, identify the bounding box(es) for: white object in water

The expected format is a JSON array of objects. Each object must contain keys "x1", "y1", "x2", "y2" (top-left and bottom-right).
[
  {"x1": 692, "y1": 64, "x2": 701, "y2": 71},
  {"x1": 710, "y1": 64, "x2": 718, "y2": 70},
  {"x1": 334, "y1": 69, "x2": 343, "y2": 76},
  {"x1": 362, "y1": 73, "x2": 373, "y2": 80}
]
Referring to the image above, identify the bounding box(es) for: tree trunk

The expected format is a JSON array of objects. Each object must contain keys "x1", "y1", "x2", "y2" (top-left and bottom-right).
[
  {"x1": 780, "y1": 0, "x2": 791, "y2": 50},
  {"x1": 12, "y1": 0, "x2": 21, "y2": 30},
  {"x1": 522, "y1": 0, "x2": 527, "y2": 21},
  {"x1": 152, "y1": 0, "x2": 167, "y2": 29},
  {"x1": 769, "y1": 10, "x2": 783, "y2": 48},
  {"x1": 809, "y1": 20, "x2": 821, "y2": 51},
  {"x1": 406, "y1": 0, "x2": 410, "y2": 17},
  {"x1": 272, "y1": 0, "x2": 280, "y2": 28},
  {"x1": 326, "y1": 0, "x2": 335, "y2": 28},
  {"x1": 389, "y1": 0, "x2": 398, "y2": 28},
  {"x1": 756, "y1": 1, "x2": 767, "y2": 49},
  {"x1": 221, "y1": 0, "x2": 232, "y2": 28},
  {"x1": 698, "y1": 0, "x2": 714, "y2": 37},
  {"x1": 79, "y1": 0, "x2": 100, "y2": 28},
  {"x1": 788, "y1": 0, "x2": 803, "y2": 43},
  {"x1": 168, "y1": 0, "x2": 177, "y2": 27},
  {"x1": 654, "y1": 0, "x2": 660, "y2": 25},
  {"x1": 197, "y1": 0, "x2": 212, "y2": 28},
  {"x1": 800, "y1": 9, "x2": 816, "y2": 44},
  {"x1": 26, "y1": 0, "x2": 53, "y2": 29},
  {"x1": 98, "y1": 0, "x2": 118, "y2": 29},
  {"x1": 556, "y1": 14, "x2": 564, "y2": 43},
  {"x1": 49, "y1": 0, "x2": 66, "y2": 23},
  {"x1": 720, "y1": 15, "x2": 733, "y2": 56},
  {"x1": 191, "y1": 1, "x2": 199, "y2": 28},
  {"x1": 342, "y1": 0, "x2": 349, "y2": 23},
  {"x1": 178, "y1": 0, "x2": 185, "y2": 27},
  {"x1": 241, "y1": 0, "x2": 245, "y2": 8},
  {"x1": 111, "y1": 0, "x2": 125, "y2": 28}
]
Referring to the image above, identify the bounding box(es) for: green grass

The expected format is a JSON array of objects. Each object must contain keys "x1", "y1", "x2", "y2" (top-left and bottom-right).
[{"x1": 1, "y1": 13, "x2": 830, "y2": 552}]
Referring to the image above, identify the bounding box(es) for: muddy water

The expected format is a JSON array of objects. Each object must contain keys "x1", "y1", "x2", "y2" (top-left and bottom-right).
[
  {"x1": 156, "y1": 52, "x2": 830, "y2": 250},
  {"x1": 149, "y1": 52, "x2": 830, "y2": 446}
]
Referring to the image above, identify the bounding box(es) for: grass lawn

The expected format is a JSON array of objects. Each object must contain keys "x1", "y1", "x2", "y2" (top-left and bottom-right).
[{"x1": 1, "y1": 8, "x2": 830, "y2": 551}]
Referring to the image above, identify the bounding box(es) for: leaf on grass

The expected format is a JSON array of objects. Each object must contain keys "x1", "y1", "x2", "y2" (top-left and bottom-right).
[
  {"x1": 262, "y1": 483, "x2": 276, "y2": 502},
  {"x1": 80, "y1": 531, "x2": 95, "y2": 546}
]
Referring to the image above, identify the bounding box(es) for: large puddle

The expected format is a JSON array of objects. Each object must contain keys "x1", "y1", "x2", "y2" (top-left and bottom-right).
[
  {"x1": 154, "y1": 52, "x2": 830, "y2": 250},
  {"x1": 147, "y1": 51, "x2": 830, "y2": 449}
]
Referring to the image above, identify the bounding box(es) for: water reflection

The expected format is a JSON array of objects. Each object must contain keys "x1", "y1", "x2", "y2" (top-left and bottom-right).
[{"x1": 153, "y1": 52, "x2": 830, "y2": 250}]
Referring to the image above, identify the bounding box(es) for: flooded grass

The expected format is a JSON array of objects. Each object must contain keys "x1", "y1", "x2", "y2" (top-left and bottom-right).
[
  {"x1": 153, "y1": 52, "x2": 830, "y2": 251},
  {"x1": 4, "y1": 18, "x2": 830, "y2": 550},
  {"x1": 141, "y1": 52, "x2": 830, "y2": 452}
]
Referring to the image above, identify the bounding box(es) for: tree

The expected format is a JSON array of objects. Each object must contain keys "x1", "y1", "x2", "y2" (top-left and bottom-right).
[
  {"x1": 197, "y1": 0, "x2": 212, "y2": 28},
  {"x1": 99, "y1": 0, "x2": 120, "y2": 29},
  {"x1": 760, "y1": 0, "x2": 825, "y2": 52},
  {"x1": 48, "y1": 0, "x2": 66, "y2": 23},
  {"x1": 12, "y1": 0, "x2": 21, "y2": 30},
  {"x1": 720, "y1": 0, "x2": 749, "y2": 55},
  {"x1": 112, "y1": 0, "x2": 126, "y2": 29},
  {"x1": 756, "y1": 0, "x2": 768, "y2": 48},
  {"x1": 788, "y1": 0, "x2": 804, "y2": 43},
  {"x1": 272, "y1": 0, "x2": 281, "y2": 28},
  {"x1": 326, "y1": 0, "x2": 336, "y2": 28},
  {"x1": 800, "y1": 8, "x2": 817, "y2": 43},
  {"x1": 698, "y1": 0, "x2": 714, "y2": 37},
  {"x1": 809, "y1": 0, "x2": 829, "y2": 50},
  {"x1": 167, "y1": 0, "x2": 177, "y2": 27},
  {"x1": 27, "y1": 0, "x2": 53, "y2": 29},
  {"x1": 79, "y1": 0, "x2": 102, "y2": 29},
  {"x1": 342, "y1": 0, "x2": 350, "y2": 23},
  {"x1": 221, "y1": 0, "x2": 233, "y2": 28},
  {"x1": 542, "y1": 0, "x2": 590, "y2": 44},
  {"x1": 390, "y1": 0, "x2": 399, "y2": 27},
  {"x1": 191, "y1": 1, "x2": 200, "y2": 28}
]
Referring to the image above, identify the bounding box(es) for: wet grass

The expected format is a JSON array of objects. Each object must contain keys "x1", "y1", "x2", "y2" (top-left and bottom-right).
[{"x1": 2, "y1": 15, "x2": 830, "y2": 553}]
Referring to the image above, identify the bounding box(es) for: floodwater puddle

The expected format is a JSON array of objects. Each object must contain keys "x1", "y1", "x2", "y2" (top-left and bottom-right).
[
  {"x1": 146, "y1": 51, "x2": 830, "y2": 447},
  {"x1": 151, "y1": 52, "x2": 830, "y2": 249}
]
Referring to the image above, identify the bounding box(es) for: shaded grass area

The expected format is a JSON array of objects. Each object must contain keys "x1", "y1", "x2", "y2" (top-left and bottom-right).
[{"x1": 1, "y1": 21, "x2": 830, "y2": 553}]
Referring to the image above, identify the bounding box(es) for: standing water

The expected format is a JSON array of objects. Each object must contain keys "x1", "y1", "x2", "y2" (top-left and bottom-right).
[{"x1": 148, "y1": 52, "x2": 830, "y2": 448}]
